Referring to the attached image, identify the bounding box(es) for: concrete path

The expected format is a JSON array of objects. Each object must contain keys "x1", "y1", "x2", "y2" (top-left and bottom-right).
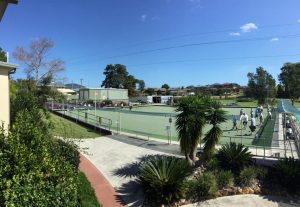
[
  {"x1": 77, "y1": 135, "x2": 180, "y2": 207},
  {"x1": 182, "y1": 194, "x2": 300, "y2": 207},
  {"x1": 77, "y1": 135, "x2": 299, "y2": 207}
]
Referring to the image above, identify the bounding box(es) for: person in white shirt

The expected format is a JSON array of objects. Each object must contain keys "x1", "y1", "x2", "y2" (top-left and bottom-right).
[{"x1": 242, "y1": 113, "x2": 248, "y2": 129}]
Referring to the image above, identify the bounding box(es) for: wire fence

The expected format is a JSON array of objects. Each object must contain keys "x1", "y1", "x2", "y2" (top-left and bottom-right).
[{"x1": 47, "y1": 102, "x2": 299, "y2": 159}]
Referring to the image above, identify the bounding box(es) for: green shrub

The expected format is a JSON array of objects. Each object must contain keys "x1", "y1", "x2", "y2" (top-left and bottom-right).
[
  {"x1": 217, "y1": 170, "x2": 234, "y2": 188},
  {"x1": 275, "y1": 157, "x2": 300, "y2": 192},
  {"x1": 188, "y1": 172, "x2": 218, "y2": 201},
  {"x1": 239, "y1": 166, "x2": 257, "y2": 187},
  {"x1": 51, "y1": 139, "x2": 80, "y2": 170},
  {"x1": 206, "y1": 157, "x2": 219, "y2": 172},
  {"x1": 216, "y1": 143, "x2": 252, "y2": 175},
  {"x1": 0, "y1": 110, "x2": 79, "y2": 206},
  {"x1": 138, "y1": 155, "x2": 192, "y2": 206}
]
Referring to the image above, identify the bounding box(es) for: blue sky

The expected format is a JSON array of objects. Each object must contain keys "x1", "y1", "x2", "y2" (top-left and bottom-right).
[{"x1": 1, "y1": 0, "x2": 300, "y2": 87}]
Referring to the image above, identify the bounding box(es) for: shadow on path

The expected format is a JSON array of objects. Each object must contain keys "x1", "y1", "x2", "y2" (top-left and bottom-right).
[{"x1": 108, "y1": 134, "x2": 182, "y2": 156}]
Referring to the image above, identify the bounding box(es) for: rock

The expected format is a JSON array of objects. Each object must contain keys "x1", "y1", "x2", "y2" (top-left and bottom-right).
[
  {"x1": 248, "y1": 188, "x2": 254, "y2": 194},
  {"x1": 237, "y1": 187, "x2": 243, "y2": 194}
]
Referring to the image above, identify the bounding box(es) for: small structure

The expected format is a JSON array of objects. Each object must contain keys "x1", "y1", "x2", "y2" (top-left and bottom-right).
[
  {"x1": 130, "y1": 95, "x2": 173, "y2": 105},
  {"x1": 57, "y1": 88, "x2": 78, "y2": 100},
  {"x1": 0, "y1": 61, "x2": 17, "y2": 129},
  {"x1": 79, "y1": 88, "x2": 128, "y2": 103}
]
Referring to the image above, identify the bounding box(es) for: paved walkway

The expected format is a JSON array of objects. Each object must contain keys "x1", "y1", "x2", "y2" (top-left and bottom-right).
[
  {"x1": 77, "y1": 135, "x2": 299, "y2": 207},
  {"x1": 76, "y1": 135, "x2": 178, "y2": 207},
  {"x1": 182, "y1": 194, "x2": 300, "y2": 207},
  {"x1": 79, "y1": 154, "x2": 127, "y2": 207}
]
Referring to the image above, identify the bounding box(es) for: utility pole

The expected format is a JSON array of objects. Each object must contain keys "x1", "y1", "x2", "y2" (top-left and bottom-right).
[{"x1": 80, "y1": 79, "x2": 83, "y2": 88}]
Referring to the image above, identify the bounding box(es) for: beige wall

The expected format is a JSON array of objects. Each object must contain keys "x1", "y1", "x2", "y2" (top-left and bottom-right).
[{"x1": 0, "y1": 67, "x2": 10, "y2": 130}]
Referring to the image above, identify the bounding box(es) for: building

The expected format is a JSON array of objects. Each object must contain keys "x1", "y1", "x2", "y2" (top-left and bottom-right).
[
  {"x1": 130, "y1": 95, "x2": 173, "y2": 105},
  {"x1": 57, "y1": 88, "x2": 78, "y2": 100},
  {"x1": 0, "y1": 0, "x2": 18, "y2": 129},
  {"x1": 0, "y1": 62, "x2": 17, "y2": 129},
  {"x1": 79, "y1": 88, "x2": 128, "y2": 103}
]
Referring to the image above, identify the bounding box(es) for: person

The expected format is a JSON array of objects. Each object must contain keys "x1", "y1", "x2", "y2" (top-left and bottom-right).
[
  {"x1": 242, "y1": 113, "x2": 248, "y2": 129},
  {"x1": 268, "y1": 110, "x2": 272, "y2": 120},
  {"x1": 232, "y1": 115, "x2": 238, "y2": 130},
  {"x1": 120, "y1": 103, "x2": 124, "y2": 108},
  {"x1": 286, "y1": 119, "x2": 290, "y2": 128},
  {"x1": 286, "y1": 127, "x2": 293, "y2": 140},
  {"x1": 240, "y1": 108, "x2": 244, "y2": 116},
  {"x1": 250, "y1": 108, "x2": 254, "y2": 118},
  {"x1": 249, "y1": 117, "x2": 256, "y2": 134},
  {"x1": 259, "y1": 113, "x2": 263, "y2": 125}
]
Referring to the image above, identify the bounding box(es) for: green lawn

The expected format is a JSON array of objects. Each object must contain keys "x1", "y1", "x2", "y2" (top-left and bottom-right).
[
  {"x1": 78, "y1": 172, "x2": 101, "y2": 207},
  {"x1": 217, "y1": 99, "x2": 258, "y2": 107},
  {"x1": 50, "y1": 113, "x2": 101, "y2": 138}
]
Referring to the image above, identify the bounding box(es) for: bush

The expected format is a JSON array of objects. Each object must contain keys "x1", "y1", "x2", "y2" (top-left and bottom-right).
[
  {"x1": 138, "y1": 155, "x2": 192, "y2": 206},
  {"x1": 0, "y1": 110, "x2": 79, "y2": 206},
  {"x1": 217, "y1": 170, "x2": 234, "y2": 188},
  {"x1": 216, "y1": 143, "x2": 252, "y2": 175},
  {"x1": 239, "y1": 167, "x2": 257, "y2": 187},
  {"x1": 206, "y1": 157, "x2": 219, "y2": 172},
  {"x1": 188, "y1": 172, "x2": 218, "y2": 201},
  {"x1": 51, "y1": 139, "x2": 80, "y2": 170},
  {"x1": 275, "y1": 157, "x2": 300, "y2": 192}
]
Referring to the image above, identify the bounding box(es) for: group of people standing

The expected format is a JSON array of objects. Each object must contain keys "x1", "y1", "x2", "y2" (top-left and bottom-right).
[{"x1": 232, "y1": 105, "x2": 272, "y2": 133}]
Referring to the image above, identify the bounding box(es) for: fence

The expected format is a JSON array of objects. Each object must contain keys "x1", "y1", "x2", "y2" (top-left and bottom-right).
[{"x1": 48, "y1": 102, "x2": 299, "y2": 159}]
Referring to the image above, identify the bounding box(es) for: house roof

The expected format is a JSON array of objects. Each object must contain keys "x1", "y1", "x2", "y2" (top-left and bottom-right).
[
  {"x1": 0, "y1": 0, "x2": 18, "y2": 22},
  {"x1": 57, "y1": 88, "x2": 76, "y2": 94},
  {"x1": 0, "y1": 61, "x2": 18, "y2": 72}
]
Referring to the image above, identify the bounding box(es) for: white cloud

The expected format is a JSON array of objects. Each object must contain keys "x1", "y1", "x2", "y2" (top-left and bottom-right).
[
  {"x1": 298, "y1": 19, "x2": 300, "y2": 23},
  {"x1": 240, "y1": 23, "x2": 258, "y2": 32},
  {"x1": 270, "y1": 37, "x2": 279, "y2": 42},
  {"x1": 140, "y1": 14, "x2": 147, "y2": 22},
  {"x1": 229, "y1": 32, "x2": 240, "y2": 36}
]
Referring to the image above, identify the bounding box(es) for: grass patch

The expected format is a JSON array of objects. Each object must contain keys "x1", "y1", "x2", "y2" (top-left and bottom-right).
[
  {"x1": 78, "y1": 172, "x2": 101, "y2": 207},
  {"x1": 50, "y1": 113, "x2": 101, "y2": 138},
  {"x1": 252, "y1": 110, "x2": 276, "y2": 147},
  {"x1": 217, "y1": 99, "x2": 257, "y2": 107}
]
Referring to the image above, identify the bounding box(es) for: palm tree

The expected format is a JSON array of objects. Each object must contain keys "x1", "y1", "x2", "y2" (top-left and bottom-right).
[
  {"x1": 175, "y1": 96, "x2": 208, "y2": 165},
  {"x1": 203, "y1": 101, "x2": 227, "y2": 158}
]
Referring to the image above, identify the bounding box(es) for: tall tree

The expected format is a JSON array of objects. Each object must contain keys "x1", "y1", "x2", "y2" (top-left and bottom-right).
[
  {"x1": 101, "y1": 64, "x2": 144, "y2": 96},
  {"x1": 175, "y1": 96, "x2": 209, "y2": 165},
  {"x1": 13, "y1": 38, "x2": 65, "y2": 83},
  {"x1": 0, "y1": 47, "x2": 7, "y2": 62},
  {"x1": 138, "y1": 80, "x2": 145, "y2": 91},
  {"x1": 278, "y1": 63, "x2": 300, "y2": 105},
  {"x1": 203, "y1": 101, "x2": 227, "y2": 158},
  {"x1": 246, "y1": 67, "x2": 276, "y2": 104},
  {"x1": 161, "y1": 83, "x2": 170, "y2": 90}
]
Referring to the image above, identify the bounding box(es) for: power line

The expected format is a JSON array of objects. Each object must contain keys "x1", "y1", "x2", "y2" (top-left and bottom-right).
[
  {"x1": 126, "y1": 54, "x2": 300, "y2": 67},
  {"x1": 67, "y1": 34, "x2": 300, "y2": 66},
  {"x1": 67, "y1": 53, "x2": 300, "y2": 70},
  {"x1": 68, "y1": 22, "x2": 300, "y2": 62}
]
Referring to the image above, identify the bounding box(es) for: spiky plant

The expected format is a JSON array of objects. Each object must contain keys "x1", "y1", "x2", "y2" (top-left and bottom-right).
[
  {"x1": 138, "y1": 155, "x2": 192, "y2": 206},
  {"x1": 216, "y1": 142, "x2": 252, "y2": 175},
  {"x1": 203, "y1": 101, "x2": 227, "y2": 158}
]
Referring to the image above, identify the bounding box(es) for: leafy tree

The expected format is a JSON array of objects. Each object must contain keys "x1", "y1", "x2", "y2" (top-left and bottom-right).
[
  {"x1": 246, "y1": 67, "x2": 276, "y2": 104},
  {"x1": 0, "y1": 47, "x2": 7, "y2": 62},
  {"x1": 276, "y1": 84, "x2": 287, "y2": 98},
  {"x1": 101, "y1": 64, "x2": 144, "y2": 96},
  {"x1": 278, "y1": 63, "x2": 300, "y2": 105},
  {"x1": 144, "y1": 88, "x2": 155, "y2": 95},
  {"x1": 203, "y1": 101, "x2": 227, "y2": 158},
  {"x1": 175, "y1": 96, "x2": 209, "y2": 165},
  {"x1": 161, "y1": 83, "x2": 170, "y2": 90},
  {"x1": 138, "y1": 80, "x2": 145, "y2": 91},
  {"x1": 13, "y1": 38, "x2": 65, "y2": 83}
]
